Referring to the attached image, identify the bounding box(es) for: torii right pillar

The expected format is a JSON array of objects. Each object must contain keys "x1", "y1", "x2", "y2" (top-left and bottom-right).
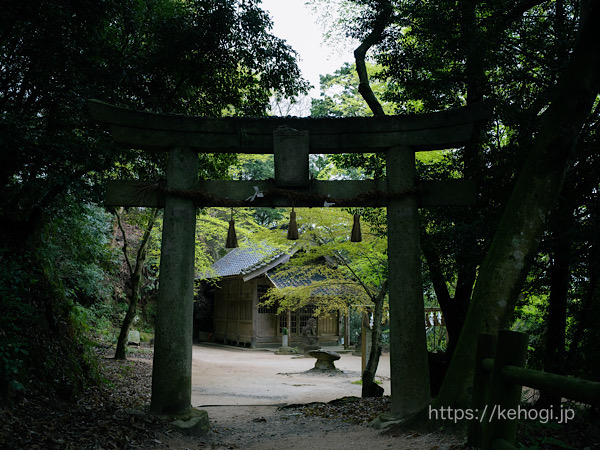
[{"x1": 386, "y1": 145, "x2": 431, "y2": 417}]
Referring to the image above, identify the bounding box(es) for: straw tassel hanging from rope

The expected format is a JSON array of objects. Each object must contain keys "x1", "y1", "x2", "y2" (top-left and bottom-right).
[
  {"x1": 351, "y1": 213, "x2": 362, "y2": 242},
  {"x1": 225, "y1": 208, "x2": 238, "y2": 248},
  {"x1": 287, "y1": 207, "x2": 299, "y2": 240}
]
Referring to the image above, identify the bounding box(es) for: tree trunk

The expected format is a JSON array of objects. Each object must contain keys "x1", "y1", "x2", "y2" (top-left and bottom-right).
[
  {"x1": 110, "y1": 207, "x2": 124, "y2": 248},
  {"x1": 362, "y1": 281, "x2": 388, "y2": 397},
  {"x1": 114, "y1": 208, "x2": 159, "y2": 360},
  {"x1": 566, "y1": 191, "x2": 600, "y2": 378},
  {"x1": 538, "y1": 194, "x2": 573, "y2": 408},
  {"x1": 421, "y1": 243, "x2": 472, "y2": 358},
  {"x1": 433, "y1": 2, "x2": 600, "y2": 411},
  {"x1": 353, "y1": 0, "x2": 392, "y2": 117}
]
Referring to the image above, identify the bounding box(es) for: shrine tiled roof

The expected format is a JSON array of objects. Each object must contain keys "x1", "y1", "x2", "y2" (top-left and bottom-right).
[
  {"x1": 202, "y1": 243, "x2": 360, "y2": 298},
  {"x1": 267, "y1": 268, "x2": 352, "y2": 297},
  {"x1": 202, "y1": 244, "x2": 292, "y2": 279}
]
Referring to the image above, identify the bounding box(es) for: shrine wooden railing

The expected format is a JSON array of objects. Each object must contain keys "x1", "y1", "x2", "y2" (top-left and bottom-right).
[{"x1": 469, "y1": 330, "x2": 600, "y2": 449}]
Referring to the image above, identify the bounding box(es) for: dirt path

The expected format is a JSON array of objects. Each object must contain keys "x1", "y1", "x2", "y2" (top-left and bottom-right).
[
  {"x1": 190, "y1": 343, "x2": 390, "y2": 408},
  {"x1": 149, "y1": 343, "x2": 463, "y2": 449}
]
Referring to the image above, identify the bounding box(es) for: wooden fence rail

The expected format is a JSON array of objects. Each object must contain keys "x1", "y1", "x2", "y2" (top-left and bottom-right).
[{"x1": 468, "y1": 330, "x2": 600, "y2": 449}]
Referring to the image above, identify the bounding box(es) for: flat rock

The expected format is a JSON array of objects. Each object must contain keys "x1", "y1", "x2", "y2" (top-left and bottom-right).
[
  {"x1": 275, "y1": 346, "x2": 297, "y2": 355},
  {"x1": 308, "y1": 349, "x2": 341, "y2": 362},
  {"x1": 308, "y1": 349, "x2": 341, "y2": 370}
]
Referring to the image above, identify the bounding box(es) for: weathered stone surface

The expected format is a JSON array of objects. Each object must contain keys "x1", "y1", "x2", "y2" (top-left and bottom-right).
[
  {"x1": 171, "y1": 409, "x2": 210, "y2": 437},
  {"x1": 106, "y1": 179, "x2": 477, "y2": 208},
  {"x1": 89, "y1": 99, "x2": 492, "y2": 152},
  {"x1": 127, "y1": 330, "x2": 140, "y2": 346},
  {"x1": 151, "y1": 147, "x2": 197, "y2": 415},
  {"x1": 368, "y1": 412, "x2": 404, "y2": 430},
  {"x1": 308, "y1": 349, "x2": 341, "y2": 370}
]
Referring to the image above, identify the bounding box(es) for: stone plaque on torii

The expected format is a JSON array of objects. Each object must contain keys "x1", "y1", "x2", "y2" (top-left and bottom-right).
[{"x1": 89, "y1": 100, "x2": 491, "y2": 418}]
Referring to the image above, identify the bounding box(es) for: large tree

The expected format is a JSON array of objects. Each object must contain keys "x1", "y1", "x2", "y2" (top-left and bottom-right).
[
  {"x1": 0, "y1": 0, "x2": 307, "y2": 402},
  {"x1": 0, "y1": 0, "x2": 308, "y2": 240},
  {"x1": 434, "y1": 0, "x2": 600, "y2": 411},
  {"x1": 310, "y1": 0, "x2": 600, "y2": 418}
]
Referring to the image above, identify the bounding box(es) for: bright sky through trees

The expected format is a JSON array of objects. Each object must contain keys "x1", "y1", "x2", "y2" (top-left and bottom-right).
[{"x1": 260, "y1": 0, "x2": 352, "y2": 102}]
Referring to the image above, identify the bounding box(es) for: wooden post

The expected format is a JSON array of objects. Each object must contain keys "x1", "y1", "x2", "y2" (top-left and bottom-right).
[
  {"x1": 468, "y1": 333, "x2": 497, "y2": 447},
  {"x1": 386, "y1": 145, "x2": 431, "y2": 417},
  {"x1": 344, "y1": 310, "x2": 350, "y2": 350},
  {"x1": 151, "y1": 147, "x2": 197, "y2": 415},
  {"x1": 482, "y1": 330, "x2": 528, "y2": 448},
  {"x1": 251, "y1": 280, "x2": 257, "y2": 348},
  {"x1": 361, "y1": 311, "x2": 368, "y2": 375}
]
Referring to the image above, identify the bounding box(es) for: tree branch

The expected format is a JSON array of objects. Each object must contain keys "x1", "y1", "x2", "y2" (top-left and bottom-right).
[
  {"x1": 485, "y1": 0, "x2": 547, "y2": 32},
  {"x1": 353, "y1": 0, "x2": 393, "y2": 117},
  {"x1": 115, "y1": 208, "x2": 134, "y2": 276}
]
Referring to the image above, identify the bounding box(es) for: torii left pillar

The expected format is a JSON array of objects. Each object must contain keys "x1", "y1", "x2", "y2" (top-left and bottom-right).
[{"x1": 151, "y1": 147, "x2": 198, "y2": 415}]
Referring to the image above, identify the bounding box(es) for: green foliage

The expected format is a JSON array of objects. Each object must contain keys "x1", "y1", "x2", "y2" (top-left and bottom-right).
[
  {"x1": 307, "y1": 3, "x2": 600, "y2": 391},
  {"x1": 1, "y1": 0, "x2": 309, "y2": 245},
  {"x1": 192, "y1": 208, "x2": 269, "y2": 276},
  {"x1": 0, "y1": 0, "x2": 309, "y2": 405},
  {"x1": 0, "y1": 256, "x2": 35, "y2": 336},
  {"x1": 0, "y1": 343, "x2": 28, "y2": 395},
  {"x1": 37, "y1": 201, "x2": 118, "y2": 306},
  {"x1": 0, "y1": 259, "x2": 103, "y2": 403},
  {"x1": 230, "y1": 154, "x2": 274, "y2": 180},
  {"x1": 227, "y1": 155, "x2": 286, "y2": 226},
  {"x1": 257, "y1": 207, "x2": 387, "y2": 316},
  {"x1": 311, "y1": 62, "x2": 396, "y2": 117}
]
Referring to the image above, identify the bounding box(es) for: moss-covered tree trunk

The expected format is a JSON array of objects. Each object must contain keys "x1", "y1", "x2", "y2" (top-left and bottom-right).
[
  {"x1": 433, "y1": 1, "x2": 600, "y2": 411},
  {"x1": 114, "y1": 208, "x2": 159, "y2": 360}
]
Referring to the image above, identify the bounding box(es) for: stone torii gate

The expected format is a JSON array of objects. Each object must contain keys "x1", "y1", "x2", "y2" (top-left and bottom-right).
[{"x1": 89, "y1": 100, "x2": 490, "y2": 418}]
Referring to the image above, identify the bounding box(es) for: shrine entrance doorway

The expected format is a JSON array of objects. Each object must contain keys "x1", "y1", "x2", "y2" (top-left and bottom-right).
[{"x1": 89, "y1": 100, "x2": 490, "y2": 418}]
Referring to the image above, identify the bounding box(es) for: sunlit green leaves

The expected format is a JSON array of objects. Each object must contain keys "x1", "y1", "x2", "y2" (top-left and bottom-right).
[{"x1": 257, "y1": 207, "x2": 388, "y2": 315}]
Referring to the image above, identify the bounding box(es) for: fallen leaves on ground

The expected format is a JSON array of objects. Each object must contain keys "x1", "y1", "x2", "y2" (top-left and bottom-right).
[
  {"x1": 0, "y1": 349, "x2": 172, "y2": 449},
  {"x1": 0, "y1": 347, "x2": 392, "y2": 449},
  {"x1": 283, "y1": 396, "x2": 392, "y2": 425}
]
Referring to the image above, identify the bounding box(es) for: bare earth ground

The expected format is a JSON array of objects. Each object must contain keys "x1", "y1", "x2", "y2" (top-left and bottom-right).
[
  {"x1": 4, "y1": 342, "x2": 598, "y2": 449},
  {"x1": 0, "y1": 343, "x2": 465, "y2": 449},
  {"x1": 151, "y1": 343, "x2": 463, "y2": 449}
]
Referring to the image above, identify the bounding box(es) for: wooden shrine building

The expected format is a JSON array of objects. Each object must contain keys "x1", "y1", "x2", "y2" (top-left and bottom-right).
[{"x1": 200, "y1": 245, "x2": 342, "y2": 348}]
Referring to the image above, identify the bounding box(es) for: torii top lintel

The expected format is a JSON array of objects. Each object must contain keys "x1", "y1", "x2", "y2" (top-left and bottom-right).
[{"x1": 88, "y1": 100, "x2": 492, "y2": 153}]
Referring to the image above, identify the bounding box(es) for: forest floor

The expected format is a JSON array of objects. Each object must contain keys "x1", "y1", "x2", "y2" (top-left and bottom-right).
[{"x1": 1, "y1": 342, "x2": 598, "y2": 449}]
